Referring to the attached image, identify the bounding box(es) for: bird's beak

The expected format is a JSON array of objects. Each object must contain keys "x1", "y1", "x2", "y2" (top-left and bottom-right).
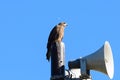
[{"x1": 65, "y1": 24, "x2": 68, "y2": 27}]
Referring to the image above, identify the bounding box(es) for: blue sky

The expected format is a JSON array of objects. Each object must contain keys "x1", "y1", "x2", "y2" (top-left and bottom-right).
[{"x1": 0, "y1": 0, "x2": 120, "y2": 80}]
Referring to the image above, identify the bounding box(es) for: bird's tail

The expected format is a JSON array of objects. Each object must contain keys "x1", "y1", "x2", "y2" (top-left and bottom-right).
[{"x1": 46, "y1": 49, "x2": 50, "y2": 61}]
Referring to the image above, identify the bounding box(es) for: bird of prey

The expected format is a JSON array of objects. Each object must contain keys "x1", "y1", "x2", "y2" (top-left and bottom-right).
[{"x1": 46, "y1": 22, "x2": 67, "y2": 61}]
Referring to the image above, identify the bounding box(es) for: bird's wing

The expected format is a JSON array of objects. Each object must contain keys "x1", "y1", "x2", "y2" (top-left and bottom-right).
[{"x1": 47, "y1": 26, "x2": 57, "y2": 48}]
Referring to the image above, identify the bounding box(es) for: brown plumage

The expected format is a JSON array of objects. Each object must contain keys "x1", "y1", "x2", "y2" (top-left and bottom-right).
[{"x1": 46, "y1": 22, "x2": 67, "y2": 61}]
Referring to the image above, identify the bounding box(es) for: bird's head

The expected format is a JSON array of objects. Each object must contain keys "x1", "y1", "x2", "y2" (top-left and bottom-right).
[{"x1": 58, "y1": 22, "x2": 67, "y2": 27}]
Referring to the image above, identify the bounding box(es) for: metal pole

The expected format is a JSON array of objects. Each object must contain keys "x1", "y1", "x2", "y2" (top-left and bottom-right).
[{"x1": 51, "y1": 41, "x2": 65, "y2": 80}]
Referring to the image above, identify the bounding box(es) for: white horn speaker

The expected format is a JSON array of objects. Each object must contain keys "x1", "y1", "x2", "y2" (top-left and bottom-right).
[
  {"x1": 82, "y1": 41, "x2": 114, "y2": 79},
  {"x1": 68, "y1": 41, "x2": 114, "y2": 79}
]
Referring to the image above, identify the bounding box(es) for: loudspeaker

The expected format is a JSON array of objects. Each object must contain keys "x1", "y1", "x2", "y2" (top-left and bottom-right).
[{"x1": 68, "y1": 41, "x2": 114, "y2": 79}]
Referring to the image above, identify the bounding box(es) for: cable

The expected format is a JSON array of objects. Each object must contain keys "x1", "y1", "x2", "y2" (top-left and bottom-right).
[{"x1": 65, "y1": 69, "x2": 72, "y2": 79}]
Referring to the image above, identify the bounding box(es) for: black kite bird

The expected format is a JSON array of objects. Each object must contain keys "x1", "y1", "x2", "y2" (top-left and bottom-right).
[{"x1": 46, "y1": 22, "x2": 67, "y2": 61}]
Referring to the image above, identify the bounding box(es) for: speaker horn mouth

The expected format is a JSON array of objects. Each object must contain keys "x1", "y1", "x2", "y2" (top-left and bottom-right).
[{"x1": 104, "y1": 41, "x2": 114, "y2": 79}]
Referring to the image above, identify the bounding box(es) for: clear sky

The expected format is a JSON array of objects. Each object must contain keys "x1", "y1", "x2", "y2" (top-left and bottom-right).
[{"x1": 0, "y1": 0, "x2": 120, "y2": 80}]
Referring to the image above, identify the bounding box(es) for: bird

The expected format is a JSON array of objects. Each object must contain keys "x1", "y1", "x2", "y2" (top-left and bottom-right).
[{"x1": 46, "y1": 22, "x2": 67, "y2": 61}]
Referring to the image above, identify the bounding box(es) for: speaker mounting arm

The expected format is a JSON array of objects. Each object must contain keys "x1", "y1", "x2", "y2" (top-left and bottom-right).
[
  {"x1": 80, "y1": 58, "x2": 91, "y2": 79},
  {"x1": 68, "y1": 58, "x2": 92, "y2": 80}
]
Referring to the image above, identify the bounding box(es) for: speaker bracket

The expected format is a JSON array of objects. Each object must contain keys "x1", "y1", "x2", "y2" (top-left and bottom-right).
[{"x1": 80, "y1": 58, "x2": 91, "y2": 79}]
